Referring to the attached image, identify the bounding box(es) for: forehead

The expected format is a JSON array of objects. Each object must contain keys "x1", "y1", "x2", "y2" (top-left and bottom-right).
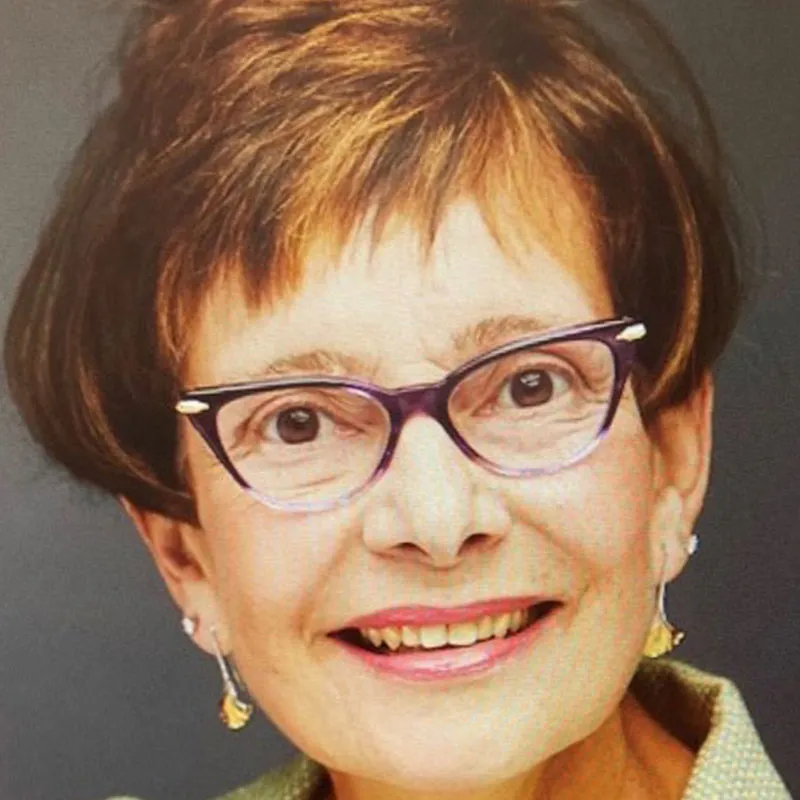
[{"x1": 186, "y1": 201, "x2": 612, "y2": 388}]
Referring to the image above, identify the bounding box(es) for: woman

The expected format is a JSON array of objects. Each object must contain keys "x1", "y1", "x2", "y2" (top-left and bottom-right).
[{"x1": 3, "y1": 0, "x2": 791, "y2": 797}]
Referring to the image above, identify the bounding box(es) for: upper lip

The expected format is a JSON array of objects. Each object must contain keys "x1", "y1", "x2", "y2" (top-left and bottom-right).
[{"x1": 336, "y1": 596, "x2": 557, "y2": 631}]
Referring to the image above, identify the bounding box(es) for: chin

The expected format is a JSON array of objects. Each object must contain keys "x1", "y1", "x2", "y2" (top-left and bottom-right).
[{"x1": 346, "y1": 725, "x2": 545, "y2": 793}]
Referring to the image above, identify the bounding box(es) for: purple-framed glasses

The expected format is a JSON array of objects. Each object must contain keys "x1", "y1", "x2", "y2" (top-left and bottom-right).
[{"x1": 176, "y1": 317, "x2": 646, "y2": 513}]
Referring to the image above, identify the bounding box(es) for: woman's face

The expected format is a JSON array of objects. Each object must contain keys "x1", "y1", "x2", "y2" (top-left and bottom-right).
[{"x1": 166, "y1": 201, "x2": 698, "y2": 792}]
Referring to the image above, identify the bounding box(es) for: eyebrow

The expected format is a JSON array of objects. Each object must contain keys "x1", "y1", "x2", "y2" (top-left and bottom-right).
[
  {"x1": 241, "y1": 349, "x2": 375, "y2": 380},
  {"x1": 241, "y1": 313, "x2": 573, "y2": 381},
  {"x1": 451, "y1": 313, "x2": 573, "y2": 358}
]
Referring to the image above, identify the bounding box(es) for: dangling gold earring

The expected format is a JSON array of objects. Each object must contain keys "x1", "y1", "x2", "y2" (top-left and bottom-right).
[
  {"x1": 642, "y1": 540, "x2": 693, "y2": 659},
  {"x1": 181, "y1": 615, "x2": 253, "y2": 731},
  {"x1": 208, "y1": 625, "x2": 254, "y2": 731},
  {"x1": 643, "y1": 581, "x2": 685, "y2": 658}
]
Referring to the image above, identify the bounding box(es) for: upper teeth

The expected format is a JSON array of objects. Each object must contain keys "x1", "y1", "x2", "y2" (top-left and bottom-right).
[{"x1": 359, "y1": 609, "x2": 529, "y2": 651}]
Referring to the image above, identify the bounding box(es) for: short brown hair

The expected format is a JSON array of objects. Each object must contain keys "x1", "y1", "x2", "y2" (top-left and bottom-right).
[{"x1": 4, "y1": 0, "x2": 742, "y2": 523}]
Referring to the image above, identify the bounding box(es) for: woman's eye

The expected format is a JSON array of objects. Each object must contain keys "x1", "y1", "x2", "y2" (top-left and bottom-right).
[
  {"x1": 497, "y1": 368, "x2": 569, "y2": 408},
  {"x1": 265, "y1": 406, "x2": 326, "y2": 445}
]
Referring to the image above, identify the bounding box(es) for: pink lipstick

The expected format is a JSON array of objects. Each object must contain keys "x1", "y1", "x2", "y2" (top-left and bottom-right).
[
  {"x1": 341, "y1": 595, "x2": 545, "y2": 630},
  {"x1": 329, "y1": 598, "x2": 562, "y2": 683}
]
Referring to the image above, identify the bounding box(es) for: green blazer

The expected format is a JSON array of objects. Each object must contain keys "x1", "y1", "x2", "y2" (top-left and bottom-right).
[{"x1": 111, "y1": 660, "x2": 791, "y2": 799}]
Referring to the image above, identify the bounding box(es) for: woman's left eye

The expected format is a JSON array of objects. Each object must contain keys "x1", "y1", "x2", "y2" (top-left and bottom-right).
[{"x1": 496, "y1": 368, "x2": 571, "y2": 408}]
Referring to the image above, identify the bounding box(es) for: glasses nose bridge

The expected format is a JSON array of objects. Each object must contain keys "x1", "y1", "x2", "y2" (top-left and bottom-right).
[
  {"x1": 383, "y1": 380, "x2": 464, "y2": 467},
  {"x1": 393, "y1": 381, "x2": 446, "y2": 426}
]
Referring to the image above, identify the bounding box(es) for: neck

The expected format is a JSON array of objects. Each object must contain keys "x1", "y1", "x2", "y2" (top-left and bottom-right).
[{"x1": 326, "y1": 691, "x2": 694, "y2": 800}]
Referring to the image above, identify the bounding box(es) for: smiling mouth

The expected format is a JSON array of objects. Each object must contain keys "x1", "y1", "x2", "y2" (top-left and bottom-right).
[{"x1": 331, "y1": 601, "x2": 562, "y2": 655}]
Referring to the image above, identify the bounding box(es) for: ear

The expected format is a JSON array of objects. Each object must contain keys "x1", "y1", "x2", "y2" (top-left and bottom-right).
[
  {"x1": 647, "y1": 372, "x2": 714, "y2": 583},
  {"x1": 119, "y1": 498, "x2": 224, "y2": 656}
]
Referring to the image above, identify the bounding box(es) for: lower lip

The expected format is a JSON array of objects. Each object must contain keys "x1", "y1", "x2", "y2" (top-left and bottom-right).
[{"x1": 330, "y1": 608, "x2": 559, "y2": 683}]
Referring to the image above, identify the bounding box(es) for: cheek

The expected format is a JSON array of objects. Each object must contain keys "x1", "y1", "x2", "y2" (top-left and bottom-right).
[
  {"x1": 502, "y1": 422, "x2": 658, "y2": 717},
  {"x1": 506, "y1": 411, "x2": 657, "y2": 613},
  {"x1": 189, "y1": 444, "x2": 336, "y2": 642},
  {"x1": 567, "y1": 424, "x2": 659, "y2": 652},
  {"x1": 187, "y1": 434, "x2": 361, "y2": 715}
]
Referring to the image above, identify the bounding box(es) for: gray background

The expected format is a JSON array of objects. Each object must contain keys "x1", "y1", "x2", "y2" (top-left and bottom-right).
[{"x1": 1, "y1": 1, "x2": 798, "y2": 799}]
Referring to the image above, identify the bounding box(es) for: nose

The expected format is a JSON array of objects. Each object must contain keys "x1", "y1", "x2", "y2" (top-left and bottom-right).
[{"x1": 362, "y1": 415, "x2": 509, "y2": 568}]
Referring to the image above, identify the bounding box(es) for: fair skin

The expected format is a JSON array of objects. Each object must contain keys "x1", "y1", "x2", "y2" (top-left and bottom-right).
[{"x1": 124, "y1": 200, "x2": 712, "y2": 800}]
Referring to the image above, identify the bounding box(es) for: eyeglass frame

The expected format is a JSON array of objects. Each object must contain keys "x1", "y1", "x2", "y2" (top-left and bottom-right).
[{"x1": 176, "y1": 316, "x2": 646, "y2": 513}]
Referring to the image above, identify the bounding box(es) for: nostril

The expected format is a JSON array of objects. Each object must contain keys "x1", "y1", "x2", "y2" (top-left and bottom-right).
[
  {"x1": 397, "y1": 542, "x2": 424, "y2": 557},
  {"x1": 462, "y1": 532, "x2": 495, "y2": 550},
  {"x1": 387, "y1": 532, "x2": 496, "y2": 567}
]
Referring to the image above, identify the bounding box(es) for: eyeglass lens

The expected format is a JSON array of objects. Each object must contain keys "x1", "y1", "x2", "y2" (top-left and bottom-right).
[{"x1": 215, "y1": 339, "x2": 616, "y2": 506}]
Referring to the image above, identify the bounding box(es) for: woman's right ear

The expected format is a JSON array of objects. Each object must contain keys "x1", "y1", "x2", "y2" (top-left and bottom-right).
[{"x1": 118, "y1": 497, "x2": 214, "y2": 615}]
